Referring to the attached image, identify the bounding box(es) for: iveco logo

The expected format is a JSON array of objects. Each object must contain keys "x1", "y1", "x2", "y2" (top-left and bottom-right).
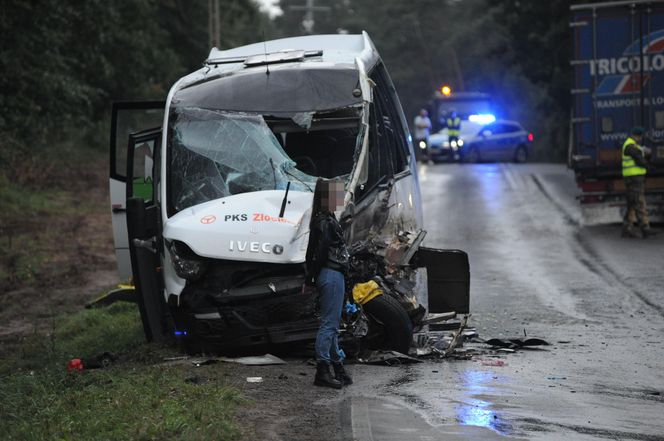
[{"x1": 229, "y1": 241, "x2": 284, "y2": 254}]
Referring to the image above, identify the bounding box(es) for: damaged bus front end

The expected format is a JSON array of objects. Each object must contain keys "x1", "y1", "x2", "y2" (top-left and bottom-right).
[{"x1": 109, "y1": 33, "x2": 470, "y2": 355}]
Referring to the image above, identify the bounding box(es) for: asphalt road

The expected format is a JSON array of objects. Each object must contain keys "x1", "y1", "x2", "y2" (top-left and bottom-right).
[{"x1": 335, "y1": 163, "x2": 664, "y2": 441}]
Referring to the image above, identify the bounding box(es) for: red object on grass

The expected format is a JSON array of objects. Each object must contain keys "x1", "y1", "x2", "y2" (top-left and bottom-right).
[{"x1": 67, "y1": 358, "x2": 84, "y2": 372}]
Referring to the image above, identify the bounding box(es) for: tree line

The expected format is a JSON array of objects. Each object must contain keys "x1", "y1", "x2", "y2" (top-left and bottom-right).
[
  {"x1": 0, "y1": 0, "x2": 269, "y2": 170},
  {"x1": 1, "y1": 0, "x2": 573, "y2": 165}
]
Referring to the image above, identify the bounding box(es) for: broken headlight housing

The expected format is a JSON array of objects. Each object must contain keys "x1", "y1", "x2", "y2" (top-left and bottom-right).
[{"x1": 166, "y1": 240, "x2": 208, "y2": 281}]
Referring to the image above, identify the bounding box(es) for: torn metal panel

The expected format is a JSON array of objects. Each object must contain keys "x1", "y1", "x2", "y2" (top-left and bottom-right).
[
  {"x1": 345, "y1": 50, "x2": 373, "y2": 207},
  {"x1": 383, "y1": 230, "x2": 426, "y2": 268},
  {"x1": 421, "y1": 312, "x2": 457, "y2": 325},
  {"x1": 291, "y1": 112, "x2": 315, "y2": 130},
  {"x1": 346, "y1": 102, "x2": 371, "y2": 206}
]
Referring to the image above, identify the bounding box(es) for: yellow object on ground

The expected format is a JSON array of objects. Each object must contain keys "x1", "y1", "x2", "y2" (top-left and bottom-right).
[{"x1": 352, "y1": 280, "x2": 383, "y2": 305}]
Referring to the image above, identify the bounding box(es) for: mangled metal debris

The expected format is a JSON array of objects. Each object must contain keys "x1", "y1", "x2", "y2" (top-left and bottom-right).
[
  {"x1": 420, "y1": 312, "x2": 457, "y2": 325},
  {"x1": 188, "y1": 353, "x2": 287, "y2": 366},
  {"x1": 358, "y1": 350, "x2": 421, "y2": 365},
  {"x1": 407, "y1": 316, "x2": 550, "y2": 362},
  {"x1": 483, "y1": 338, "x2": 550, "y2": 349}
]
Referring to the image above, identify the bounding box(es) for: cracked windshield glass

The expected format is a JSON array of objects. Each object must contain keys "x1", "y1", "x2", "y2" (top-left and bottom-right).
[{"x1": 168, "y1": 107, "x2": 315, "y2": 214}]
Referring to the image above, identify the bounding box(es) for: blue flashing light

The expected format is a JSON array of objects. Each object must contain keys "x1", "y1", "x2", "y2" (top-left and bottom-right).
[
  {"x1": 174, "y1": 330, "x2": 188, "y2": 336},
  {"x1": 468, "y1": 114, "x2": 496, "y2": 125},
  {"x1": 407, "y1": 134, "x2": 412, "y2": 143}
]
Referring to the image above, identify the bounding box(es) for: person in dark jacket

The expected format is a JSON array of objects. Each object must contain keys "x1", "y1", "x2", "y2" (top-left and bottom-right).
[{"x1": 305, "y1": 178, "x2": 352, "y2": 389}]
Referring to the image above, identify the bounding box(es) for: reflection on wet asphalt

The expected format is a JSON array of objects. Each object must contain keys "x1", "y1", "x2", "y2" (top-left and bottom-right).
[
  {"x1": 455, "y1": 370, "x2": 511, "y2": 436},
  {"x1": 342, "y1": 163, "x2": 664, "y2": 440}
]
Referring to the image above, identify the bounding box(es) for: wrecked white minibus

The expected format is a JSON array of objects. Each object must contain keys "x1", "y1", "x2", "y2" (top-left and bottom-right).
[{"x1": 109, "y1": 33, "x2": 470, "y2": 354}]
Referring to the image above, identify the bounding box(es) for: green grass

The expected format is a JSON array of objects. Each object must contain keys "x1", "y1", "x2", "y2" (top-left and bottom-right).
[
  {"x1": 0, "y1": 303, "x2": 244, "y2": 441},
  {"x1": 0, "y1": 172, "x2": 93, "y2": 291}
]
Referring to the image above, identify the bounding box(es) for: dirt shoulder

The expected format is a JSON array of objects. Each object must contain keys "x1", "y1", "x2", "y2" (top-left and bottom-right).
[
  {"x1": 0, "y1": 151, "x2": 118, "y2": 354},
  {"x1": 221, "y1": 357, "x2": 347, "y2": 441}
]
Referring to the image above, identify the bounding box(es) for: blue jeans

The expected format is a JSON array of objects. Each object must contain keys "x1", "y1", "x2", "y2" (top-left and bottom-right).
[{"x1": 315, "y1": 267, "x2": 345, "y2": 364}]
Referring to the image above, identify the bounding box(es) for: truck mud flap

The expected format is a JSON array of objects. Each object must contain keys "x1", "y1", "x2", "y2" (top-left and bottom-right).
[{"x1": 414, "y1": 247, "x2": 470, "y2": 314}]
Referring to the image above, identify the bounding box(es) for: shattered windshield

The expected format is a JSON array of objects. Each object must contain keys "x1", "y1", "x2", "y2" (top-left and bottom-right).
[{"x1": 168, "y1": 107, "x2": 316, "y2": 215}]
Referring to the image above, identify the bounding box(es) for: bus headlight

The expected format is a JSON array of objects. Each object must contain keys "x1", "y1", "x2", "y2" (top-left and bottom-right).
[{"x1": 166, "y1": 240, "x2": 208, "y2": 281}]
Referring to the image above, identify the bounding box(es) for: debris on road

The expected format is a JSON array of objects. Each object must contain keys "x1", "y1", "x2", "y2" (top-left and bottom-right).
[
  {"x1": 66, "y1": 358, "x2": 84, "y2": 372},
  {"x1": 189, "y1": 353, "x2": 286, "y2": 367},
  {"x1": 246, "y1": 377, "x2": 263, "y2": 383},
  {"x1": 66, "y1": 352, "x2": 116, "y2": 372},
  {"x1": 420, "y1": 311, "x2": 457, "y2": 325},
  {"x1": 483, "y1": 338, "x2": 550, "y2": 349},
  {"x1": 163, "y1": 356, "x2": 189, "y2": 362},
  {"x1": 358, "y1": 350, "x2": 421, "y2": 365},
  {"x1": 408, "y1": 315, "x2": 551, "y2": 363},
  {"x1": 479, "y1": 358, "x2": 507, "y2": 367},
  {"x1": 218, "y1": 354, "x2": 286, "y2": 366},
  {"x1": 191, "y1": 358, "x2": 218, "y2": 367}
]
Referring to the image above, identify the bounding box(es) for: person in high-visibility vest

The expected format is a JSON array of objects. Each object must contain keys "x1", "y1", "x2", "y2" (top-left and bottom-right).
[
  {"x1": 446, "y1": 110, "x2": 461, "y2": 145},
  {"x1": 621, "y1": 127, "x2": 657, "y2": 238}
]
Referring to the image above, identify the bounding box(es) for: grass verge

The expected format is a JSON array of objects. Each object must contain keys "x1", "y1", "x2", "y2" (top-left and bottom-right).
[
  {"x1": 0, "y1": 146, "x2": 114, "y2": 292},
  {"x1": 0, "y1": 302, "x2": 244, "y2": 441}
]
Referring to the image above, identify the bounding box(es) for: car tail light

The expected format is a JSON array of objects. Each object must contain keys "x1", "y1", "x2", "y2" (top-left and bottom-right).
[{"x1": 528, "y1": 133, "x2": 534, "y2": 142}]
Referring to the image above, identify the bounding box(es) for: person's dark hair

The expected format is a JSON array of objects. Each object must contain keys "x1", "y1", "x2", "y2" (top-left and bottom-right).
[{"x1": 310, "y1": 178, "x2": 327, "y2": 229}]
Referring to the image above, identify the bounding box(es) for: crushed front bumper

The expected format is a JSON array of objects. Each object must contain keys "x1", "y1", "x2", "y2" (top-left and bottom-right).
[{"x1": 172, "y1": 269, "x2": 319, "y2": 353}]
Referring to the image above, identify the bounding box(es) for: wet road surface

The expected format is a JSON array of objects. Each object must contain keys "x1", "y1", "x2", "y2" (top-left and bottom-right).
[{"x1": 337, "y1": 163, "x2": 664, "y2": 440}]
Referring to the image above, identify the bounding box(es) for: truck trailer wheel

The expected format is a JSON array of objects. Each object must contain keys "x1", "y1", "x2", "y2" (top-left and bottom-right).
[{"x1": 362, "y1": 294, "x2": 413, "y2": 354}]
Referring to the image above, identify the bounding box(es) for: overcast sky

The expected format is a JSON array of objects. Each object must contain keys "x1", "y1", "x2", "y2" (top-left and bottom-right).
[{"x1": 255, "y1": 0, "x2": 283, "y2": 18}]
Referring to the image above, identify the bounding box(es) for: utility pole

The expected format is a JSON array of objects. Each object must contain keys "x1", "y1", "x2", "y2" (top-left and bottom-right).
[
  {"x1": 289, "y1": 0, "x2": 330, "y2": 34},
  {"x1": 208, "y1": 0, "x2": 221, "y2": 48}
]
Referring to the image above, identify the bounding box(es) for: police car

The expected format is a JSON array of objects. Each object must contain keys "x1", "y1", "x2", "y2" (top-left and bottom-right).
[{"x1": 428, "y1": 116, "x2": 533, "y2": 163}]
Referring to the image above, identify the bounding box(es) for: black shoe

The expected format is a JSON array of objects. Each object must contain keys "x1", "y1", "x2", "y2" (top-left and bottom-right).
[
  {"x1": 314, "y1": 362, "x2": 342, "y2": 389},
  {"x1": 332, "y1": 362, "x2": 353, "y2": 386}
]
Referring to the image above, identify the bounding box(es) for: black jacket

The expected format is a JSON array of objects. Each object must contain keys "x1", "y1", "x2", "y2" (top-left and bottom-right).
[{"x1": 305, "y1": 212, "x2": 349, "y2": 285}]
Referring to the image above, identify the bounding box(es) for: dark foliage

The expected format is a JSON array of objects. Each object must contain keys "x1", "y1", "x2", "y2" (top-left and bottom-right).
[{"x1": 0, "y1": 0, "x2": 269, "y2": 163}]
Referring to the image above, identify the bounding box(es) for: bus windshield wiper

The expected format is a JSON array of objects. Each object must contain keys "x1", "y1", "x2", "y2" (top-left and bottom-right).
[{"x1": 279, "y1": 181, "x2": 291, "y2": 218}]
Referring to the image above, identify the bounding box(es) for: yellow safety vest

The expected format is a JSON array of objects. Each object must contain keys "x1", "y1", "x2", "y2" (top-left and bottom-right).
[
  {"x1": 622, "y1": 137, "x2": 647, "y2": 177},
  {"x1": 447, "y1": 117, "x2": 461, "y2": 137}
]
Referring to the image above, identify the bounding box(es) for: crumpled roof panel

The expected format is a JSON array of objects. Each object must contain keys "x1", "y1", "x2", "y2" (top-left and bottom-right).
[{"x1": 208, "y1": 34, "x2": 368, "y2": 66}]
